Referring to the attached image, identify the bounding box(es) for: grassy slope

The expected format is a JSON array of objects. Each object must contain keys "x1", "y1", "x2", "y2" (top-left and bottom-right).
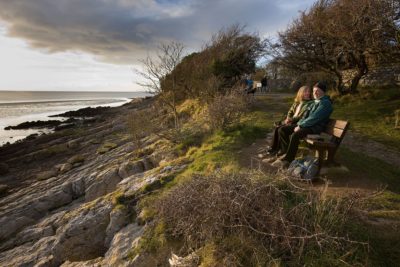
[
  {"x1": 331, "y1": 87, "x2": 400, "y2": 150},
  {"x1": 137, "y1": 90, "x2": 400, "y2": 266}
]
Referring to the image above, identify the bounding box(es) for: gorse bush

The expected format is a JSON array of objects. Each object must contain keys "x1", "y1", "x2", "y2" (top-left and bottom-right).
[{"x1": 155, "y1": 171, "x2": 367, "y2": 266}]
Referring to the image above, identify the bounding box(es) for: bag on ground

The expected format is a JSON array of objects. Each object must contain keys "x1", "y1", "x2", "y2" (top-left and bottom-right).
[{"x1": 287, "y1": 156, "x2": 319, "y2": 181}]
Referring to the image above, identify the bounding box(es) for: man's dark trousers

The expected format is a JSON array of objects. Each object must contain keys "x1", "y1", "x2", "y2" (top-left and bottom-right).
[{"x1": 278, "y1": 125, "x2": 313, "y2": 162}]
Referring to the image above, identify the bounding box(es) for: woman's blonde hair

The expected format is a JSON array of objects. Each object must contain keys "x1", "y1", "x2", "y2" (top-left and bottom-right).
[{"x1": 295, "y1": 85, "x2": 310, "y2": 103}]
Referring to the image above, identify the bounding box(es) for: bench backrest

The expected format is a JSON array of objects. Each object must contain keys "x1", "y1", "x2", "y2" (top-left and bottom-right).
[{"x1": 324, "y1": 119, "x2": 350, "y2": 145}]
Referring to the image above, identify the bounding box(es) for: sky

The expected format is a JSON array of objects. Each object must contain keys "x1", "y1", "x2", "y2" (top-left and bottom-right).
[{"x1": 0, "y1": 0, "x2": 315, "y2": 92}]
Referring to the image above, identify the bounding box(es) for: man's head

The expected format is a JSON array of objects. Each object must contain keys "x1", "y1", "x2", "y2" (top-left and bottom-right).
[{"x1": 313, "y1": 81, "x2": 327, "y2": 100}]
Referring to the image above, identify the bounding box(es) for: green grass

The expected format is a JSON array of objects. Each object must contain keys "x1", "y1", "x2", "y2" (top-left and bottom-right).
[{"x1": 332, "y1": 87, "x2": 400, "y2": 150}]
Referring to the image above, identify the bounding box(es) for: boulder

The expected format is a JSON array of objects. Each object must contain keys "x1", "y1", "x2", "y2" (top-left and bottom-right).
[
  {"x1": 103, "y1": 223, "x2": 144, "y2": 266},
  {"x1": 142, "y1": 157, "x2": 154, "y2": 171},
  {"x1": 52, "y1": 200, "x2": 112, "y2": 262},
  {"x1": 104, "y1": 207, "x2": 129, "y2": 247},
  {"x1": 118, "y1": 160, "x2": 145, "y2": 179},
  {"x1": 67, "y1": 155, "x2": 85, "y2": 165},
  {"x1": 85, "y1": 168, "x2": 121, "y2": 202},
  {"x1": 0, "y1": 236, "x2": 58, "y2": 267},
  {"x1": 58, "y1": 163, "x2": 72, "y2": 174}
]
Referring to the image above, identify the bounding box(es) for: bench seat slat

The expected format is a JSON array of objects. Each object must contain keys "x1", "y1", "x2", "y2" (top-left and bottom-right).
[
  {"x1": 326, "y1": 128, "x2": 345, "y2": 138},
  {"x1": 305, "y1": 139, "x2": 337, "y2": 148},
  {"x1": 330, "y1": 120, "x2": 348, "y2": 129}
]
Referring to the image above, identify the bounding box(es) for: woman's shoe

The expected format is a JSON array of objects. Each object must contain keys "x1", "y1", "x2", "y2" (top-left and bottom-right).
[{"x1": 276, "y1": 150, "x2": 286, "y2": 157}]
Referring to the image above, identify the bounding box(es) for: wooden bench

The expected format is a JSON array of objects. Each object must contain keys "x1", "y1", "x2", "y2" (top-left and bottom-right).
[{"x1": 305, "y1": 119, "x2": 350, "y2": 174}]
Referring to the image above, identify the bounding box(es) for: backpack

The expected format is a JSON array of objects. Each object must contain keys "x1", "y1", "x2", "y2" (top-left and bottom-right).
[{"x1": 287, "y1": 156, "x2": 319, "y2": 181}]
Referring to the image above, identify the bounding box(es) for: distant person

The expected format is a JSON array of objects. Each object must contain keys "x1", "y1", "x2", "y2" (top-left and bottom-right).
[
  {"x1": 246, "y1": 76, "x2": 254, "y2": 92},
  {"x1": 266, "y1": 85, "x2": 313, "y2": 157},
  {"x1": 244, "y1": 76, "x2": 256, "y2": 97},
  {"x1": 272, "y1": 82, "x2": 333, "y2": 168},
  {"x1": 261, "y1": 75, "x2": 268, "y2": 93}
]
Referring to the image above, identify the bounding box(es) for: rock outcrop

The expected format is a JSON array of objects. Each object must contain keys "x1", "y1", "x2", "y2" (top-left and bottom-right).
[{"x1": 0, "y1": 97, "x2": 184, "y2": 266}]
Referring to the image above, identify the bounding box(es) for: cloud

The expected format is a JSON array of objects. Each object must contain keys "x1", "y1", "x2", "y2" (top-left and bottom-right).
[{"x1": 0, "y1": 0, "x2": 314, "y2": 64}]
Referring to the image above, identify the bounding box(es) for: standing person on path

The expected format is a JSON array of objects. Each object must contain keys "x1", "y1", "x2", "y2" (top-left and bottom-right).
[
  {"x1": 272, "y1": 82, "x2": 333, "y2": 168},
  {"x1": 266, "y1": 85, "x2": 313, "y2": 157},
  {"x1": 261, "y1": 75, "x2": 268, "y2": 93}
]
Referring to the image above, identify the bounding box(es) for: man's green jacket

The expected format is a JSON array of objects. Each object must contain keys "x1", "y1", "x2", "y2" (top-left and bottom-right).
[{"x1": 298, "y1": 95, "x2": 333, "y2": 133}]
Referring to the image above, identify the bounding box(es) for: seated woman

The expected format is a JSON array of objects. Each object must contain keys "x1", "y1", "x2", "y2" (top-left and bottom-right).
[{"x1": 267, "y1": 85, "x2": 313, "y2": 156}]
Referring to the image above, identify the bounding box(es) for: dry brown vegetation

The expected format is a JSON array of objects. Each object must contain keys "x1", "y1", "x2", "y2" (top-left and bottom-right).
[
  {"x1": 155, "y1": 171, "x2": 368, "y2": 266},
  {"x1": 207, "y1": 87, "x2": 249, "y2": 130}
]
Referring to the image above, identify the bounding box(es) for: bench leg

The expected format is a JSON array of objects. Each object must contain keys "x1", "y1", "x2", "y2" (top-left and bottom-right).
[
  {"x1": 315, "y1": 148, "x2": 325, "y2": 176},
  {"x1": 326, "y1": 147, "x2": 338, "y2": 165}
]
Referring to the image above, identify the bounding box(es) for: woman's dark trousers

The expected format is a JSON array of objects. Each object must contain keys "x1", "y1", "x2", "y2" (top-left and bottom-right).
[
  {"x1": 278, "y1": 125, "x2": 313, "y2": 162},
  {"x1": 270, "y1": 125, "x2": 282, "y2": 152}
]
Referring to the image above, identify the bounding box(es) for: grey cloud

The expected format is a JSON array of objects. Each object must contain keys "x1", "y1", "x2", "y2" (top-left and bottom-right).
[{"x1": 0, "y1": 0, "x2": 314, "y2": 64}]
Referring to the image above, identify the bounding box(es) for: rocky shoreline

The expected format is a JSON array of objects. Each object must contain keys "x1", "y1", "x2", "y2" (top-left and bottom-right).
[{"x1": 0, "y1": 96, "x2": 182, "y2": 266}]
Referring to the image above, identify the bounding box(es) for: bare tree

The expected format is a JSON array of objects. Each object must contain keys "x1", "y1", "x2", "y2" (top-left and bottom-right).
[{"x1": 135, "y1": 42, "x2": 185, "y2": 128}]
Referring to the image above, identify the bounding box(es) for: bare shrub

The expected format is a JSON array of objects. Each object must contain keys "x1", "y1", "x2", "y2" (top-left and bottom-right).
[
  {"x1": 156, "y1": 171, "x2": 367, "y2": 266},
  {"x1": 207, "y1": 89, "x2": 249, "y2": 130},
  {"x1": 126, "y1": 109, "x2": 155, "y2": 156}
]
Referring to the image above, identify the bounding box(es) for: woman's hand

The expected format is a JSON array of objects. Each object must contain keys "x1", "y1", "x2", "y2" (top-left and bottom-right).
[{"x1": 284, "y1": 118, "x2": 292, "y2": 124}]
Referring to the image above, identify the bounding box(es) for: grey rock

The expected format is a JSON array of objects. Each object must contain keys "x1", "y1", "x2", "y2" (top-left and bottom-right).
[
  {"x1": 103, "y1": 223, "x2": 144, "y2": 266},
  {"x1": 67, "y1": 140, "x2": 80, "y2": 149},
  {"x1": 142, "y1": 157, "x2": 154, "y2": 171},
  {"x1": 0, "y1": 184, "x2": 8, "y2": 195},
  {"x1": 71, "y1": 176, "x2": 86, "y2": 198},
  {"x1": 85, "y1": 167, "x2": 121, "y2": 202},
  {"x1": 118, "y1": 160, "x2": 144, "y2": 179},
  {"x1": 60, "y1": 258, "x2": 103, "y2": 267},
  {"x1": 0, "y1": 162, "x2": 9, "y2": 175},
  {"x1": 52, "y1": 200, "x2": 112, "y2": 262},
  {"x1": 0, "y1": 215, "x2": 36, "y2": 241},
  {"x1": 67, "y1": 155, "x2": 85, "y2": 165},
  {"x1": 104, "y1": 207, "x2": 129, "y2": 247},
  {"x1": 32, "y1": 183, "x2": 73, "y2": 213},
  {"x1": 160, "y1": 165, "x2": 173, "y2": 173},
  {"x1": 37, "y1": 169, "x2": 58, "y2": 180},
  {"x1": 59, "y1": 163, "x2": 73, "y2": 174},
  {"x1": 0, "y1": 236, "x2": 58, "y2": 267}
]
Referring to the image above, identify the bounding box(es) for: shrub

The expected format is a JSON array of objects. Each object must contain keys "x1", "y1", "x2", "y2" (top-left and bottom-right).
[
  {"x1": 207, "y1": 89, "x2": 248, "y2": 130},
  {"x1": 126, "y1": 109, "x2": 155, "y2": 156},
  {"x1": 155, "y1": 171, "x2": 367, "y2": 266}
]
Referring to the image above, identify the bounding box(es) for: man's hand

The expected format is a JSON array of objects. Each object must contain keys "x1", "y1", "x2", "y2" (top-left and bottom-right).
[{"x1": 294, "y1": 126, "x2": 301, "y2": 132}]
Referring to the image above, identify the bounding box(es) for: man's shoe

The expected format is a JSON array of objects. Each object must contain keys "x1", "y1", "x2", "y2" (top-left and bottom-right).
[
  {"x1": 263, "y1": 156, "x2": 277, "y2": 163},
  {"x1": 271, "y1": 159, "x2": 289, "y2": 169},
  {"x1": 266, "y1": 149, "x2": 277, "y2": 156}
]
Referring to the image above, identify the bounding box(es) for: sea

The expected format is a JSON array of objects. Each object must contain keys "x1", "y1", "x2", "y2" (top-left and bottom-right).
[{"x1": 0, "y1": 91, "x2": 150, "y2": 146}]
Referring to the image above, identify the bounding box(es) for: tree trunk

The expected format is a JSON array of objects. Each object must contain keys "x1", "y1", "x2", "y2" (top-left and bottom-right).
[
  {"x1": 333, "y1": 69, "x2": 345, "y2": 95},
  {"x1": 349, "y1": 58, "x2": 368, "y2": 94}
]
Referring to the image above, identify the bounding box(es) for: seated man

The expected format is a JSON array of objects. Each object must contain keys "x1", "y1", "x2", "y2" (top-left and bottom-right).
[{"x1": 272, "y1": 82, "x2": 333, "y2": 168}]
